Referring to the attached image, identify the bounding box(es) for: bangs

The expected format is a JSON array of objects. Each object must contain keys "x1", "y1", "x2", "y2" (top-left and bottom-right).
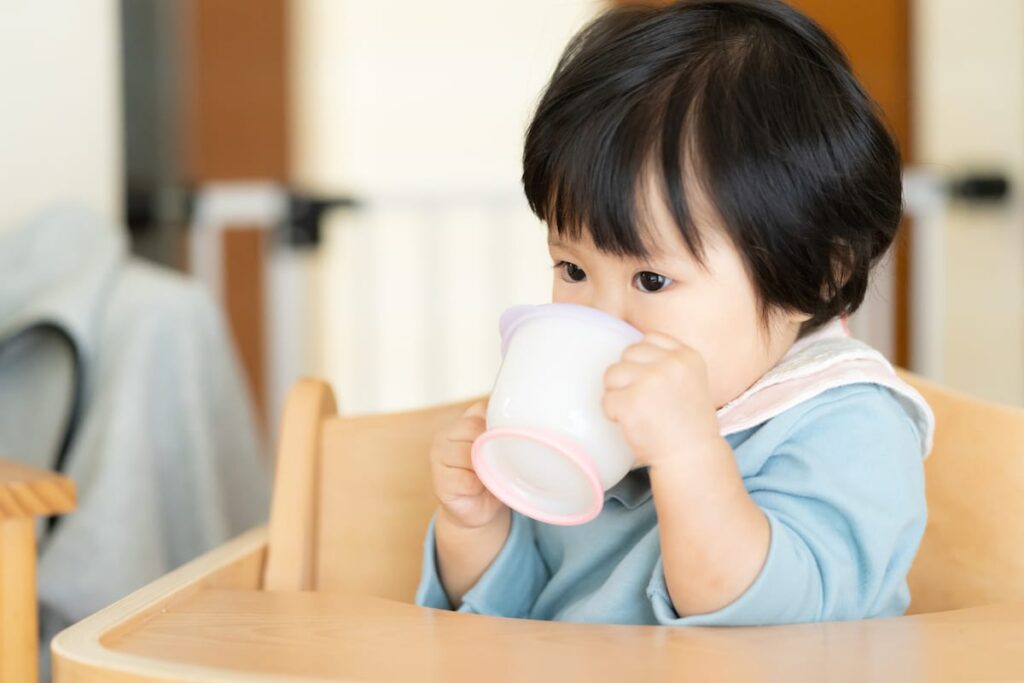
[
  {"x1": 522, "y1": 7, "x2": 723, "y2": 264},
  {"x1": 539, "y1": 99, "x2": 711, "y2": 263}
]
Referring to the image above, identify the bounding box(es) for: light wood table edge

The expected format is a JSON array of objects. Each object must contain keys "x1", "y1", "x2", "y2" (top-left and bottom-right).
[
  {"x1": 52, "y1": 526, "x2": 320, "y2": 683},
  {"x1": 50, "y1": 521, "x2": 1024, "y2": 682}
]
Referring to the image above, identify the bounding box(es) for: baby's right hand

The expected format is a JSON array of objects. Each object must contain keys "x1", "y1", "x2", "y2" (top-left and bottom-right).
[{"x1": 430, "y1": 399, "x2": 508, "y2": 530}]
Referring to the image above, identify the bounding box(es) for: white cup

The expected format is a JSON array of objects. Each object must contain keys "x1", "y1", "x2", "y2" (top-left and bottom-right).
[{"x1": 471, "y1": 303, "x2": 643, "y2": 525}]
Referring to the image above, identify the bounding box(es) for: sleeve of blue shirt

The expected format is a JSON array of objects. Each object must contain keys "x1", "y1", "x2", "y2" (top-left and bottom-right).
[
  {"x1": 415, "y1": 510, "x2": 549, "y2": 618},
  {"x1": 647, "y1": 385, "x2": 928, "y2": 626}
]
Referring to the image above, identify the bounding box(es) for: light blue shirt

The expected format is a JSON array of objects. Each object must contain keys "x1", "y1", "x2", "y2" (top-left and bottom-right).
[{"x1": 415, "y1": 383, "x2": 928, "y2": 626}]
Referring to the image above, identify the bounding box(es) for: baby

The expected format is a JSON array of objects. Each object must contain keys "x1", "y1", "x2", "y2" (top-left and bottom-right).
[{"x1": 417, "y1": 0, "x2": 933, "y2": 626}]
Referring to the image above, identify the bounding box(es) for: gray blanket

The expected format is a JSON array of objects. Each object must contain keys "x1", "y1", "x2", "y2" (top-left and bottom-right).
[{"x1": 0, "y1": 206, "x2": 270, "y2": 680}]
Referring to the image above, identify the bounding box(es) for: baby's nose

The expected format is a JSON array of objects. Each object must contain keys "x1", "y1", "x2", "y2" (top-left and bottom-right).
[{"x1": 587, "y1": 292, "x2": 629, "y2": 325}]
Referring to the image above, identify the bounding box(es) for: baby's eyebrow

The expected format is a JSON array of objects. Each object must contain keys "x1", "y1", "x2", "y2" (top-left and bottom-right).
[{"x1": 547, "y1": 239, "x2": 575, "y2": 251}]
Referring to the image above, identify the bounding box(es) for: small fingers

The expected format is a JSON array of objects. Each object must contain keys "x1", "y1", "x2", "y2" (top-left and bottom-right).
[
  {"x1": 602, "y1": 385, "x2": 628, "y2": 422},
  {"x1": 604, "y1": 360, "x2": 641, "y2": 391},
  {"x1": 620, "y1": 342, "x2": 666, "y2": 364},
  {"x1": 642, "y1": 331, "x2": 684, "y2": 351},
  {"x1": 446, "y1": 415, "x2": 487, "y2": 444},
  {"x1": 440, "y1": 466, "x2": 486, "y2": 498}
]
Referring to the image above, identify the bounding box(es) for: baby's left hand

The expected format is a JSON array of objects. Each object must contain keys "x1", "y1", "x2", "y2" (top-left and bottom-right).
[{"x1": 602, "y1": 332, "x2": 721, "y2": 467}]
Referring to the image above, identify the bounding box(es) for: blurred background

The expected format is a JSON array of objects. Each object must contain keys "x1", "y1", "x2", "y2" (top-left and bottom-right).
[{"x1": 2, "y1": 0, "x2": 1021, "y2": 439}]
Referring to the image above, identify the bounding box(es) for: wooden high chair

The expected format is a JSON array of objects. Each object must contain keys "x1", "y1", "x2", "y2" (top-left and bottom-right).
[{"x1": 52, "y1": 372, "x2": 1024, "y2": 682}]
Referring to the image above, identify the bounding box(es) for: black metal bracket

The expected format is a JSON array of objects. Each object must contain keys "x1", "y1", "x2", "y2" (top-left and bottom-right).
[
  {"x1": 284, "y1": 192, "x2": 361, "y2": 247},
  {"x1": 948, "y1": 172, "x2": 1011, "y2": 204}
]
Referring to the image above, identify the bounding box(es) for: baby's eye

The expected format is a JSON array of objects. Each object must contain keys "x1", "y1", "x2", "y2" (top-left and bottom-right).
[
  {"x1": 555, "y1": 261, "x2": 587, "y2": 283},
  {"x1": 634, "y1": 271, "x2": 672, "y2": 293}
]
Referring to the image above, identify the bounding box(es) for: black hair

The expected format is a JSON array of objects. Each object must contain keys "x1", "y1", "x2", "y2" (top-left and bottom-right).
[{"x1": 522, "y1": 0, "x2": 903, "y2": 334}]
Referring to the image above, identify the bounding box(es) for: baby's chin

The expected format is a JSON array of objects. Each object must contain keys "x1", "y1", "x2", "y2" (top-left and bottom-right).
[
  {"x1": 710, "y1": 375, "x2": 759, "y2": 411},
  {"x1": 712, "y1": 398, "x2": 734, "y2": 412},
  {"x1": 711, "y1": 391, "x2": 737, "y2": 412}
]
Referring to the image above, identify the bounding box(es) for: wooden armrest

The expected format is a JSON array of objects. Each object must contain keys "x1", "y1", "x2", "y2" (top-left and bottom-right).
[{"x1": 0, "y1": 457, "x2": 76, "y2": 519}]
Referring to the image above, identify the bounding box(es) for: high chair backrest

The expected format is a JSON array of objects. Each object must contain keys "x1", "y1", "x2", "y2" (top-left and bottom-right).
[
  {"x1": 900, "y1": 370, "x2": 1024, "y2": 614},
  {"x1": 263, "y1": 379, "x2": 476, "y2": 601},
  {"x1": 263, "y1": 374, "x2": 1024, "y2": 614}
]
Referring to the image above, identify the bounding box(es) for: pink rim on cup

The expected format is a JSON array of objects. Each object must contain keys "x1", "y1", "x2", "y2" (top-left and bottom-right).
[{"x1": 471, "y1": 303, "x2": 643, "y2": 526}]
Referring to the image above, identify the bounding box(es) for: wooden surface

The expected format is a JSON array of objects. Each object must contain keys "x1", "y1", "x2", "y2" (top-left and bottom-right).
[
  {"x1": 263, "y1": 380, "x2": 336, "y2": 592},
  {"x1": 53, "y1": 527, "x2": 267, "y2": 683},
  {"x1": 315, "y1": 396, "x2": 476, "y2": 601},
  {"x1": 52, "y1": 577, "x2": 1024, "y2": 683},
  {"x1": 901, "y1": 371, "x2": 1024, "y2": 613},
  {"x1": 0, "y1": 457, "x2": 75, "y2": 520},
  {"x1": 181, "y1": 0, "x2": 289, "y2": 182},
  {"x1": 1, "y1": 518, "x2": 38, "y2": 683},
  {"x1": 222, "y1": 226, "x2": 269, "y2": 429},
  {"x1": 263, "y1": 378, "x2": 474, "y2": 600},
  {"x1": 1, "y1": 458, "x2": 76, "y2": 683}
]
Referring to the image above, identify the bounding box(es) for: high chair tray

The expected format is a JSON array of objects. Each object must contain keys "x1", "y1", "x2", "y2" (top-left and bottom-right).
[{"x1": 52, "y1": 526, "x2": 1024, "y2": 683}]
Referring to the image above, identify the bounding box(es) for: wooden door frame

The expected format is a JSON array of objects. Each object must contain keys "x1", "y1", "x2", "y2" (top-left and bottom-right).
[{"x1": 177, "y1": 0, "x2": 290, "y2": 428}]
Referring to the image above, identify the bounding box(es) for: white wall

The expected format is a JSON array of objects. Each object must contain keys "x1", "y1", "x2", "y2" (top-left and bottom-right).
[
  {"x1": 913, "y1": 0, "x2": 1024, "y2": 405},
  {"x1": 291, "y1": 0, "x2": 603, "y2": 414},
  {"x1": 0, "y1": 0, "x2": 122, "y2": 232},
  {"x1": 290, "y1": 0, "x2": 603, "y2": 197}
]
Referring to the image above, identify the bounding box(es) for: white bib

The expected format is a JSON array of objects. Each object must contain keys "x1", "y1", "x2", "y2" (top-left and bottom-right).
[{"x1": 715, "y1": 319, "x2": 935, "y2": 458}]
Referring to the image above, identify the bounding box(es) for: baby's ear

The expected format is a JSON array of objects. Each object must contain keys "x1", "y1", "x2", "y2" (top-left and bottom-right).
[
  {"x1": 793, "y1": 309, "x2": 815, "y2": 325},
  {"x1": 778, "y1": 305, "x2": 813, "y2": 329}
]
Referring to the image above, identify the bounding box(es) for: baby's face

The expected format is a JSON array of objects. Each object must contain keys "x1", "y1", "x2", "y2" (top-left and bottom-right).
[{"x1": 548, "y1": 185, "x2": 810, "y2": 409}]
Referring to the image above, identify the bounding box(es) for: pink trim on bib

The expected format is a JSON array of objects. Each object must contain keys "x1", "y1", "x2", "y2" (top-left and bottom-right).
[{"x1": 714, "y1": 319, "x2": 935, "y2": 456}]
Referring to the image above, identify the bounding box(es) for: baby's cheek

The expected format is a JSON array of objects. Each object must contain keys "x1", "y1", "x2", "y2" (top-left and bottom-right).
[
  {"x1": 698, "y1": 333, "x2": 767, "y2": 408},
  {"x1": 551, "y1": 281, "x2": 581, "y2": 306}
]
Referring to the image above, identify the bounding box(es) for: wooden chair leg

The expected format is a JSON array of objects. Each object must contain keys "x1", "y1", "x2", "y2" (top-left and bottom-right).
[{"x1": 0, "y1": 517, "x2": 38, "y2": 683}]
